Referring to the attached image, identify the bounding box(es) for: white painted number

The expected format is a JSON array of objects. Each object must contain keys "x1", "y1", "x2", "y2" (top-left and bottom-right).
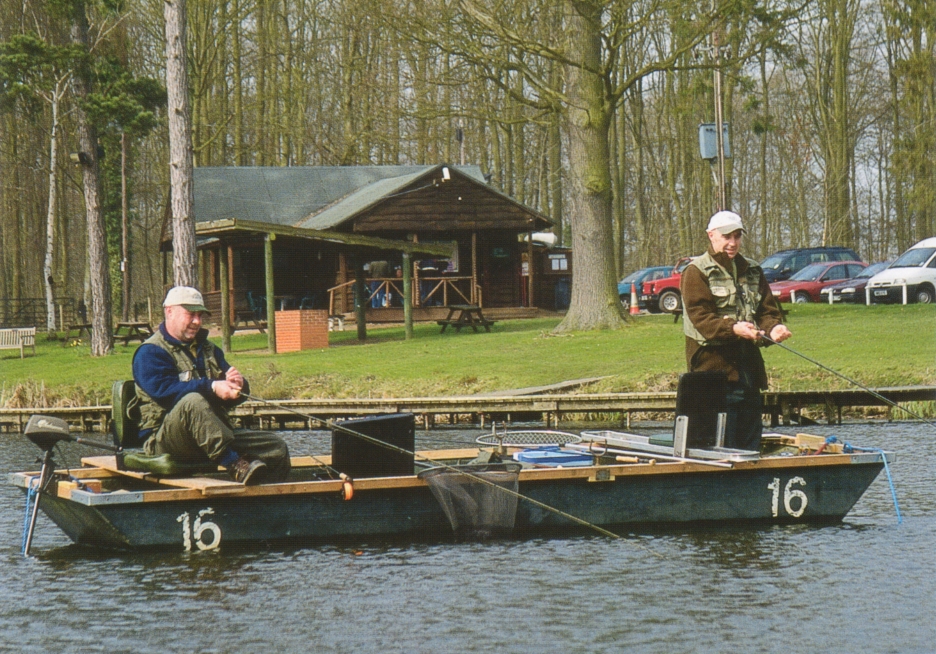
[
  {"x1": 767, "y1": 477, "x2": 809, "y2": 518},
  {"x1": 177, "y1": 508, "x2": 222, "y2": 551}
]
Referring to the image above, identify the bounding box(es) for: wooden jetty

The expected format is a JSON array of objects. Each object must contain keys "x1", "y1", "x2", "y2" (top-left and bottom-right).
[{"x1": 1, "y1": 386, "x2": 933, "y2": 433}]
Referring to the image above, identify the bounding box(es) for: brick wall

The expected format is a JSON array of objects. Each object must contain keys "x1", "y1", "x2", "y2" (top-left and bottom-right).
[{"x1": 275, "y1": 309, "x2": 329, "y2": 353}]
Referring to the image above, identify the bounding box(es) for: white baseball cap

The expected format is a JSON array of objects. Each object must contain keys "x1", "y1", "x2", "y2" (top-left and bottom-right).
[
  {"x1": 706, "y1": 210, "x2": 745, "y2": 235},
  {"x1": 163, "y1": 286, "x2": 210, "y2": 314}
]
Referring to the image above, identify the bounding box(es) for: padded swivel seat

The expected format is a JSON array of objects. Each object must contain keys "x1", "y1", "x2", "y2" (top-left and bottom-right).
[{"x1": 111, "y1": 380, "x2": 217, "y2": 476}]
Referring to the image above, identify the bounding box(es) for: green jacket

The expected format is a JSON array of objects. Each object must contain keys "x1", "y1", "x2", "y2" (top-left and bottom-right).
[
  {"x1": 682, "y1": 250, "x2": 763, "y2": 347},
  {"x1": 680, "y1": 248, "x2": 785, "y2": 387},
  {"x1": 134, "y1": 328, "x2": 227, "y2": 434}
]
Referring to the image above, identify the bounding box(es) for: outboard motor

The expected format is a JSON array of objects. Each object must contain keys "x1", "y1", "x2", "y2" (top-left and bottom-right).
[
  {"x1": 24, "y1": 414, "x2": 73, "y2": 451},
  {"x1": 21, "y1": 415, "x2": 121, "y2": 556}
]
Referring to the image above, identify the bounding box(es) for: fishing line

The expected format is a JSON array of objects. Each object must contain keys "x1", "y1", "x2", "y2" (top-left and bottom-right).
[
  {"x1": 240, "y1": 391, "x2": 661, "y2": 551},
  {"x1": 760, "y1": 333, "x2": 936, "y2": 428}
]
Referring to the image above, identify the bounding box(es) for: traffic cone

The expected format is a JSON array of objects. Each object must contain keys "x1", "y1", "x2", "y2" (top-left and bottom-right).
[{"x1": 629, "y1": 285, "x2": 640, "y2": 315}]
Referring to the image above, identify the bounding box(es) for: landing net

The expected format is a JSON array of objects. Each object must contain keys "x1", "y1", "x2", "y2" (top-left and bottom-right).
[{"x1": 418, "y1": 463, "x2": 521, "y2": 539}]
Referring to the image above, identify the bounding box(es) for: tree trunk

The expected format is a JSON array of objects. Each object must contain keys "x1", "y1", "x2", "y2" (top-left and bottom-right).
[
  {"x1": 71, "y1": 5, "x2": 113, "y2": 356},
  {"x1": 554, "y1": 1, "x2": 625, "y2": 333},
  {"x1": 44, "y1": 84, "x2": 62, "y2": 333},
  {"x1": 548, "y1": 105, "x2": 563, "y2": 244},
  {"x1": 819, "y1": 0, "x2": 855, "y2": 247},
  {"x1": 165, "y1": 0, "x2": 198, "y2": 287}
]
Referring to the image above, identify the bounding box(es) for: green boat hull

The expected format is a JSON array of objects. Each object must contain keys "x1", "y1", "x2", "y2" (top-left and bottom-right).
[{"x1": 15, "y1": 452, "x2": 887, "y2": 551}]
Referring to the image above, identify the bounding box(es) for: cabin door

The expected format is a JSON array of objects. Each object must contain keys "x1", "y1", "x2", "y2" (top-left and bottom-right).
[{"x1": 479, "y1": 232, "x2": 520, "y2": 307}]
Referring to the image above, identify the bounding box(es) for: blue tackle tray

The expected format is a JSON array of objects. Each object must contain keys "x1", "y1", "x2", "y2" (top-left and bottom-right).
[{"x1": 512, "y1": 446, "x2": 594, "y2": 467}]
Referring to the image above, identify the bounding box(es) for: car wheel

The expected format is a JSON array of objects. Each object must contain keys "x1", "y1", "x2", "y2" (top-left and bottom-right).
[
  {"x1": 793, "y1": 293, "x2": 810, "y2": 303},
  {"x1": 659, "y1": 290, "x2": 681, "y2": 313},
  {"x1": 915, "y1": 286, "x2": 934, "y2": 304},
  {"x1": 620, "y1": 295, "x2": 630, "y2": 311}
]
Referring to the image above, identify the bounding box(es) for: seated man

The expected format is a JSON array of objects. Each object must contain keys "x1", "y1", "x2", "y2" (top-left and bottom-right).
[{"x1": 132, "y1": 286, "x2": 290, "y2": 485}]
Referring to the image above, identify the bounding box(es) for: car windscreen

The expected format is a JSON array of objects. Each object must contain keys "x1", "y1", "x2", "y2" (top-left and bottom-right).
[
  {"x1": 760, "y1": 253, "x2": 787, "y2": 270},
  {"x1": 891, "y1": 247, "x2": 936, "y2": 268},
  {"x1": 855, "y1": 262, "x2": 890, "y2": 279},
  {"x1": 620, "y1": 271, "x2": 641, "y2": 284},
  {"x1": 789, "y1": 263, "x2": 828, "y2": 281}
]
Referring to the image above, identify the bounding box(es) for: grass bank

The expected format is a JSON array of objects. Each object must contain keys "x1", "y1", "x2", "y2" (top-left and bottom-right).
[{"x1": 1, "y1": 303, "x2": 934, "y2": 407}]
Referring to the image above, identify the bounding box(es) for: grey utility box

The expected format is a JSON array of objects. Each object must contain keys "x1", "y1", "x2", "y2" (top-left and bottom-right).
[{"x1": 699, "y1": 123, "x2": 731, "y2": 160}]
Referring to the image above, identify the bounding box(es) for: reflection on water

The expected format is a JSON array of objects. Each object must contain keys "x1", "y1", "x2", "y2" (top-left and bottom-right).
[{"x1": 1, "y1": 422, "x2": 934, "y2": 653}]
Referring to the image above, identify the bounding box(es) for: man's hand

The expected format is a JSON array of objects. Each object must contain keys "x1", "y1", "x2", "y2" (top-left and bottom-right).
[
  {"x1": 732, "y1": 321, "x2": 762, "y2": 341},
  {"x1": 768, "y1": 324, "x2": 792, "y2": 343},
  {"x1": 225, "y1": 366, "x2": 244, "y2": 390},
  {"x1": 211, "y1": 379, "x2": 242, "y2": 401}
]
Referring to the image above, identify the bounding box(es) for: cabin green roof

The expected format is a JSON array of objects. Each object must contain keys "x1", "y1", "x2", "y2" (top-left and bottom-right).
[{"x1": 194, "y1": 165, "x2": 488, "y2": 230}]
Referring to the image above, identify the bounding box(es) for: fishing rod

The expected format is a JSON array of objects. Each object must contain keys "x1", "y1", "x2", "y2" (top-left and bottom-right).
[
  {"x1": 760, "y1": 332, "x2": 936, "y2": 428},
  {"x1": 239, "y1": 391, "x2": 654, "y2": 547}
]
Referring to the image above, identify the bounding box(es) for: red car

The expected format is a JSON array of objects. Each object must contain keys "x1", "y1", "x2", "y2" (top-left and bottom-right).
[
  {"x1": 641, "y1": 256, "x2": 696, "y2": 313},
  {"x1": 769, "y1": 261, "x2": 867, "y2": 303}
]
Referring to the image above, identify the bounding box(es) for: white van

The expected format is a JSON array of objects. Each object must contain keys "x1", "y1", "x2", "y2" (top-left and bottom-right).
[{"x1": 866, "y1": 237, "x2": 936, "y2": 304}]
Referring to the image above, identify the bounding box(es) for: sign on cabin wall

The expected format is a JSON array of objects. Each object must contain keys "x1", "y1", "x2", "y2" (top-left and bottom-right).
[{"x1": 549, "y1": 254, "x2": 569, "y2": 271}]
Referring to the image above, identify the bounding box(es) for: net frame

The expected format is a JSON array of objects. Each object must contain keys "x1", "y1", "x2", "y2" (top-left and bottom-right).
[{"x1": 475, "y1": 429, "x2": 582, "y2": 448}]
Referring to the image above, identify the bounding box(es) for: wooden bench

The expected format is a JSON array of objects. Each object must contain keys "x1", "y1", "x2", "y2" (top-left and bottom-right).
[{"x1": 0, "y1": 327, "x2": 36, "y2": 358}]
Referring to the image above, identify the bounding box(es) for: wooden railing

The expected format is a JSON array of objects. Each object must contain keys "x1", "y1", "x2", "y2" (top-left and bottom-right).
[{"x1": 327, "y1": 276, "x2": 481, "y2": 314}]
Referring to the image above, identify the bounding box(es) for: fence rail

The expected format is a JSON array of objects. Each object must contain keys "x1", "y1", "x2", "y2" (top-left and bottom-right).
[{"x1": 0, "y1": 298, "x2": 80, "y2": 329}]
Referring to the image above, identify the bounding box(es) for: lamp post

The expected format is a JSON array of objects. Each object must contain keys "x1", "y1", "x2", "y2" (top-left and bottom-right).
[{"x1": 711, "y1": 2, "x2": 727, "y2": 211}]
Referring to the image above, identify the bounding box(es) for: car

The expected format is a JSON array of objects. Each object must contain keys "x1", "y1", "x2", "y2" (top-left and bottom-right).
[
  {"x1": 769, "y1": 261, "x2": 867, "y2": 303},
  {"x1": 866, "y1": 238, "x2": 936, "y2": 304},
  {"x1": 618, "y1": 266, "x2": 671, "y2": 310},
  {"x1": 818, "y1": 261, "x2": 892, "y2": 303},
  {"x1": 759, "y1": 246, "x2": 862, "y2": 283},
  {"x1": 641, "y1": 257, "x2": 696, "y2": 313}
]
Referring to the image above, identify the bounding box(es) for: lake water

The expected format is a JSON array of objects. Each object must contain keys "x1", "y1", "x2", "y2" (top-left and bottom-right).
[{"x1": 1, "y1": 421, "x2": 933, "y2": 653}]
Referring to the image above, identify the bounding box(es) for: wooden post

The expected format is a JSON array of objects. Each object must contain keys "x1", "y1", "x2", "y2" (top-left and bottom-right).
[
  {"x1": 219, "y1": 244, "x2": 231, "y2": 353},
  {"x1": 227, "y1": 245, "x2": 235, "y2": 322},
  {"x1": 353, "y1": 256, "x2": 367, "y2": 341},
  {"x1": 337, "y1": 252, "x2": 348, "y2": 313},
  {"x1": 403, "y1": 251, "x2": 413, "y2": 340},
  {"x1": 527, "y1": 228, "x2": 534, "y2": 308},
  {"x1": 471, "y1": 232, "x2": 478, "y2": 305},
  {"x1": 412, "y1": 234, "x2": 421, "y2": 308},
  {"x1": 264, "y1": 233, "x2": 276, "y2": 353}
]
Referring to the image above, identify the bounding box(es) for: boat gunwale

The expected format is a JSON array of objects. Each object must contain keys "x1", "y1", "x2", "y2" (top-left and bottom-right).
[{"x1": 9, "y1": 448, "x2": 893, "y2": 507}]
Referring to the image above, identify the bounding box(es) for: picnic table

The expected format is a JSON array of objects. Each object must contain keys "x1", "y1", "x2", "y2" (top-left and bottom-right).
[
  {"x1": 63, "y1": 323, "x2": 92, "y2": 344},
  {"x1": 113, "y1": 321, "x2": 154, "y2": 345},
  {"x1": 437, "y1": 305, "x2": 496, "y2": 333}
]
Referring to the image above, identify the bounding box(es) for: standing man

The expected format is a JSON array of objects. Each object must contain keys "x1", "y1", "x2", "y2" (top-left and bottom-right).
[
  {"x1": 680, "y1": 211, "x2": 792, "y2": 451},
  {"x1": 132, "y1": 286, "x2": 290, "y2": 485}
]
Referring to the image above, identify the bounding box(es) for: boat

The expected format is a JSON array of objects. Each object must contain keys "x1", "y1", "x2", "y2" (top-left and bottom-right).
[{"x1": 11, "y1": 405, "x2": 892, "y2": 552}]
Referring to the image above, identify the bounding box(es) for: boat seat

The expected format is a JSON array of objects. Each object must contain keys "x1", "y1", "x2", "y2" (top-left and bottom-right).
[
  {"x1": 672, "y1": 371, "x2": 728, "y2": 457},
  {"x1": 111, "y1": 380, "x2": 217, "y2": 476}
]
